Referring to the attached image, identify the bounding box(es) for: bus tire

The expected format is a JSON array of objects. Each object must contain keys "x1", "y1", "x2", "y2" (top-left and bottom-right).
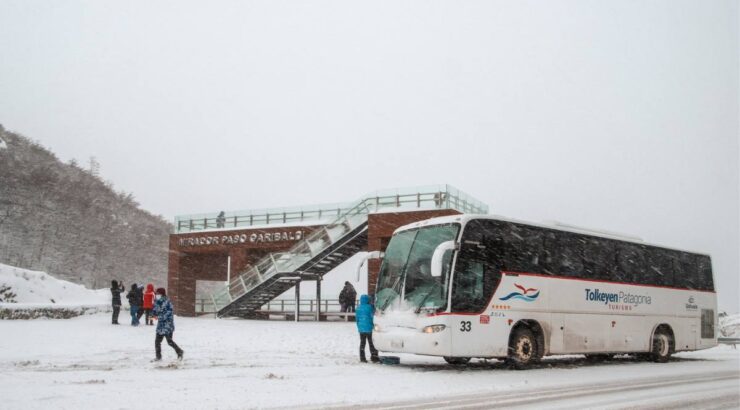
[
  {"x1": 651, "y1": 327, "x2": 674, "y2": 363},
  {"x1": 507, "y1": 327, "x2": 540, "y2": 369},
  {"x1": 443, "y1": 356, "x2": 471, "y2": 365}
]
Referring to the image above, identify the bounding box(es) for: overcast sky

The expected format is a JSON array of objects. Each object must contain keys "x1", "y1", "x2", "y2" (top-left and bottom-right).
[{"x1": 0, "y1": 1, "x2": 738, "y2": 311}]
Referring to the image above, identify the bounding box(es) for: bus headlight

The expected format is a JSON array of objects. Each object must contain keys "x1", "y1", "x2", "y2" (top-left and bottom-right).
[{"x1": 422, "y1": 325, "x2": 446, "y2": 334}]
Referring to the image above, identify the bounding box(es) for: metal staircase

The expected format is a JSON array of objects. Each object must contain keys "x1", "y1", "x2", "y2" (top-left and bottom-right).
[
  {"x1": 210, "y1": 185, "x2": 490, "y2": 318},
  {"x1": 213, "y1": 199, "x2": 372, "y2": 318}
]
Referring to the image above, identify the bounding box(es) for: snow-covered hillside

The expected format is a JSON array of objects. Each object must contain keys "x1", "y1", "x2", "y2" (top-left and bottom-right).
[{"x1": 0, "y1": 263, "x2": 109, "y2": 306}]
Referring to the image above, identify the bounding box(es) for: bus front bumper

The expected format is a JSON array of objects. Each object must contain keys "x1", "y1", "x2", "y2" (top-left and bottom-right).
[{"x1": 373, "y1": 325, "x2": 451, "y2": 357}]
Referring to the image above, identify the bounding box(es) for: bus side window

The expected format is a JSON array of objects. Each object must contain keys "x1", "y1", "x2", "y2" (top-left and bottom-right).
[
  {"x1": 558, "y1": 232, "x2": 585, "y2": 278},
  {"x1": 540, "y1": 231, "x2": 558, "y2": 276},
  {"x1": 696, "y1": 256, "x2": 713, "y2": 291},
  {"x1": 680, "y1": 253, "x2": 698, "y2": 289}
]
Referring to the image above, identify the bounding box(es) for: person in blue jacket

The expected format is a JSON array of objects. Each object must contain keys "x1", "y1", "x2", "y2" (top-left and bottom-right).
[
  {"x1": 151, "y1": 287, "x2": 184, "y2": 361},
  {"x1": 355, "y1": 294, "x2": 379, "y2": 363}
]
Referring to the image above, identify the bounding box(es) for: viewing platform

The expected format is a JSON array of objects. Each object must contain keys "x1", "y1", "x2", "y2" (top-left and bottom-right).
[{"x1": 174, "y1": 184, "x2": 488, "y2": 233}]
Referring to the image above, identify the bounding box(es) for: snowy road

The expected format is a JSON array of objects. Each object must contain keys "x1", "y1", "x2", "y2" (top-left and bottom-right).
[
  {"x1": 0, "y1": 314, "x2": 738, "y2": 409},
  {"x1": 339, "y1": 371, "x2": 739, "y2": 410}
]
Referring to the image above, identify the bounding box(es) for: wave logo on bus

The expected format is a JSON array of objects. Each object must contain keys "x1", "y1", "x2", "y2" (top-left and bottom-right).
[{"x1": 499, "y1": 284, "x2": 540, "y2": 302}]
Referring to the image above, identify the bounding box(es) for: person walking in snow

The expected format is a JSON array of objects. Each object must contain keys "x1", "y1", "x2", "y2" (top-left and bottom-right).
[
  {"x1": 126, "y1": 283, "x2": 141, "y2": 326},
  {"x1": 355, "y1": 294, "x2": 379, "y2": 363},
  {"x1": 151, "y1": 287, "x2": 184, "y2": 361},
  {"x1": 141, "y1": 283, "x2": 155, "y2": 325},
  {"x1": 110, "y1": 280, "x2": 125, "y2": 325}
]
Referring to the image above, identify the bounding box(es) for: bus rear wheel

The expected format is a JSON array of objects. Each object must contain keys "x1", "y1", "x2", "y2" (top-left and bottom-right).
[
  {"x1": 443, "y1": 356, "x2": 471, "y2": 365},
  {"x1": 651, "y1": 328, "x2": 674, "y2": 363},
  {"x1": 507, "y1": 327, "x2": 541, "y2": 369}
]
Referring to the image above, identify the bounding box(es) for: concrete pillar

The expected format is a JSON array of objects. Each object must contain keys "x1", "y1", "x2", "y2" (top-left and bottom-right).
[
  {"x1": 294, "y1": 280, "x2": 301, "y2": 322},
  {"x1": 315, "y1": 277, "x2": 322, "y2": 321}
]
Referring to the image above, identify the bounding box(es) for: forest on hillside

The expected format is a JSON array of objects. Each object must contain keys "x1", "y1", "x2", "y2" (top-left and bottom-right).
[{"x1": 0, "y1": 124, "x2": 172, "y2": 289}]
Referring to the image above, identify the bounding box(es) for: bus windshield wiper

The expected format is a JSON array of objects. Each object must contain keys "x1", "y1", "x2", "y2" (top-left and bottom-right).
[{"x1": 414, "y1": 284, "x2": 439, "y2": 313}]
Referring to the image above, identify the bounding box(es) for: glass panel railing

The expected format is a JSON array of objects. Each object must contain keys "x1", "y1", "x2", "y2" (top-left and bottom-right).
[
  {"x1": 181, "y1": 184, "x2": 486, "y2": 233},
  {"x1": 175, "y1": 201, "x2": 354, "y2": 233}
]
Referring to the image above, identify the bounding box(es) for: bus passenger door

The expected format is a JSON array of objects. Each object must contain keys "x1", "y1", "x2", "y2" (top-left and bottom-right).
[{"x1": 449, "y1": 257, "x2": 501, "y2": 357}]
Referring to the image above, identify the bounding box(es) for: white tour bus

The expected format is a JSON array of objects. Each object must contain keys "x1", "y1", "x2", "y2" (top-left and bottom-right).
[{"x1": 368, "y1": 214, "x2": 717, "y2": 367}]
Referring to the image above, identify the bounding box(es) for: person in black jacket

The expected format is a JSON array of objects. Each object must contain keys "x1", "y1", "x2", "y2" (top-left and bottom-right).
[
  {"x1": 135, "y1": 284, "x2": 145, "y2": 321},
  {"x1": 126, "y1": 283, "x2": 141, "y2": 326},
  {"x1": 339, "y1": 282, "x2": 357, "y2": 313},
  {"x1": 110, "y1": 280, "x2": 125, "y2": 325}
]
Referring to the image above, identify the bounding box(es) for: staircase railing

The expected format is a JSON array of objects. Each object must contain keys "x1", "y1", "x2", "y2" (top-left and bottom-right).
[
  {"x1": 211, "y1": 184, "x2": 489, "y2": 314},
  {"x1": 212, "y1": 199, "x2": 372, "y2": 312}
]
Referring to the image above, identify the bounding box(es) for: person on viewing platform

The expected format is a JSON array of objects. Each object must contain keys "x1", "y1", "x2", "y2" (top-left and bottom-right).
[
  {"x1": 141, "y1": 283, "x2": 155, "y2": 325},
  {"x1": 216, "y1": 211, "x2": 226, "y2": 228},
  {"x1": 151, "y1": 287, "x2": 184, "y2": 362},
  {"x1": 110, "y1": 280, "x2": 125, "y2": 325},
  {"x1": 126, "y1": 283, "x2": 141, "y2": 326},
  {"x1": 339, "y1": 281, "x2": 357, "y2": 312},
  {"x1": 356, "y1": 294, "x2": 379, "y2": 363}
]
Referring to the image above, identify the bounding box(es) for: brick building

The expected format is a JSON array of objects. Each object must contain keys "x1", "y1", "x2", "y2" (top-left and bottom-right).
[{"x1": 168, "y1": 185, "x2": 488, "y2": 317}]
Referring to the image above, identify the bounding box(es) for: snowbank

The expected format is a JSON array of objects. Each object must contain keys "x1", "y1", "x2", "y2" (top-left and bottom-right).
[
  {"x1": 719, "y1": 313, "x2": 740, "y2": 337},
  {"x1": 0, "y1": 263, "x2": 110, "y2": 318}
]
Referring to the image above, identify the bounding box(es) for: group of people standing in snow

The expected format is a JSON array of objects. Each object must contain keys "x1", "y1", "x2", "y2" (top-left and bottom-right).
[
  {"x1": 110, "y1": 280, "x2": 184, "y2": 362},
  {"x1": 109, "y1": 278, "x2": 376, "y2": 364}
]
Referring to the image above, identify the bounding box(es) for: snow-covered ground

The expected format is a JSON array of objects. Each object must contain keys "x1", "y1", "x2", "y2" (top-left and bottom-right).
[
  {"x1": 0, "y1": 313, "x2": 737, "y2": 409},
  {"x1": 0, "y1": 263, "x2": 108, "y2": 306}
]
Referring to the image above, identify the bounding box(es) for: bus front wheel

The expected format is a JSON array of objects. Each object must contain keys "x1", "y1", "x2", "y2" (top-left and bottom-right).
[
  {"x1": 443, "y1": 356, "x2": 471, "y2": 365},
  {"x1": 507, "y1": 327, "x2": 541, "y2": 369}
]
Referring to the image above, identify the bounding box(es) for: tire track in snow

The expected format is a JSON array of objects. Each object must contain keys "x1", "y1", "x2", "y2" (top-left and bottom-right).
[{"x1": 316, "y1": 370, "x2": 739, "y2": 410}]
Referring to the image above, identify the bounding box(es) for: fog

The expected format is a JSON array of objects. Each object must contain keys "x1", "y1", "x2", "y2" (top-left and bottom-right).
[{"x1": 0, "y1": 1, "x2": 737, "y2": 311}]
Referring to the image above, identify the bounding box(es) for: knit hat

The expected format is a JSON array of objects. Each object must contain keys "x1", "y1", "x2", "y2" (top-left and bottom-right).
[{"x1": 156, "y1": 287, "x2": 167, "y2": 296}]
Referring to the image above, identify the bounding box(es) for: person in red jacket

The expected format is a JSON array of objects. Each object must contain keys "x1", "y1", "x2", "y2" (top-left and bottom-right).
[{"x1": 142, "y1": 283, "x2": 156, "y2": 326}]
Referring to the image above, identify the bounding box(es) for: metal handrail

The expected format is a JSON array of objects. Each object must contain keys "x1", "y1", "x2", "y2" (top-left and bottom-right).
[
  {"x1": 176, "y1": 184, "x2": 488, "y2": 233},
  {"x1": 195, "y1": 298, "x2": 357, "y2": 314},
  {"x1": 211, "y1": 186, "x2": 489, "y2": 313}
]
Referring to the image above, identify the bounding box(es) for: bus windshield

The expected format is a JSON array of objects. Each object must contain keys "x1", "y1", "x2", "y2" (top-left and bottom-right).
[{"x1": 375, "y1": 224, "x2": 459, "y2": 313}]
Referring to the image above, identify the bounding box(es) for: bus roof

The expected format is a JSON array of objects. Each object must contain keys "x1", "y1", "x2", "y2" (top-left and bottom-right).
[{"x1": 394, "y1": 214, "x2": 711, "y2": 257}]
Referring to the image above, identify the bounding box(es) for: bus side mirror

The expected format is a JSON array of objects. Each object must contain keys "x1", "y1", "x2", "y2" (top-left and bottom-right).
[
  {"x1": 356, "y1": 251, "x2": 385, "y2": 282},
  {"x1": 431, "y1": 241, "x2": 457, "y2": 277}
]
